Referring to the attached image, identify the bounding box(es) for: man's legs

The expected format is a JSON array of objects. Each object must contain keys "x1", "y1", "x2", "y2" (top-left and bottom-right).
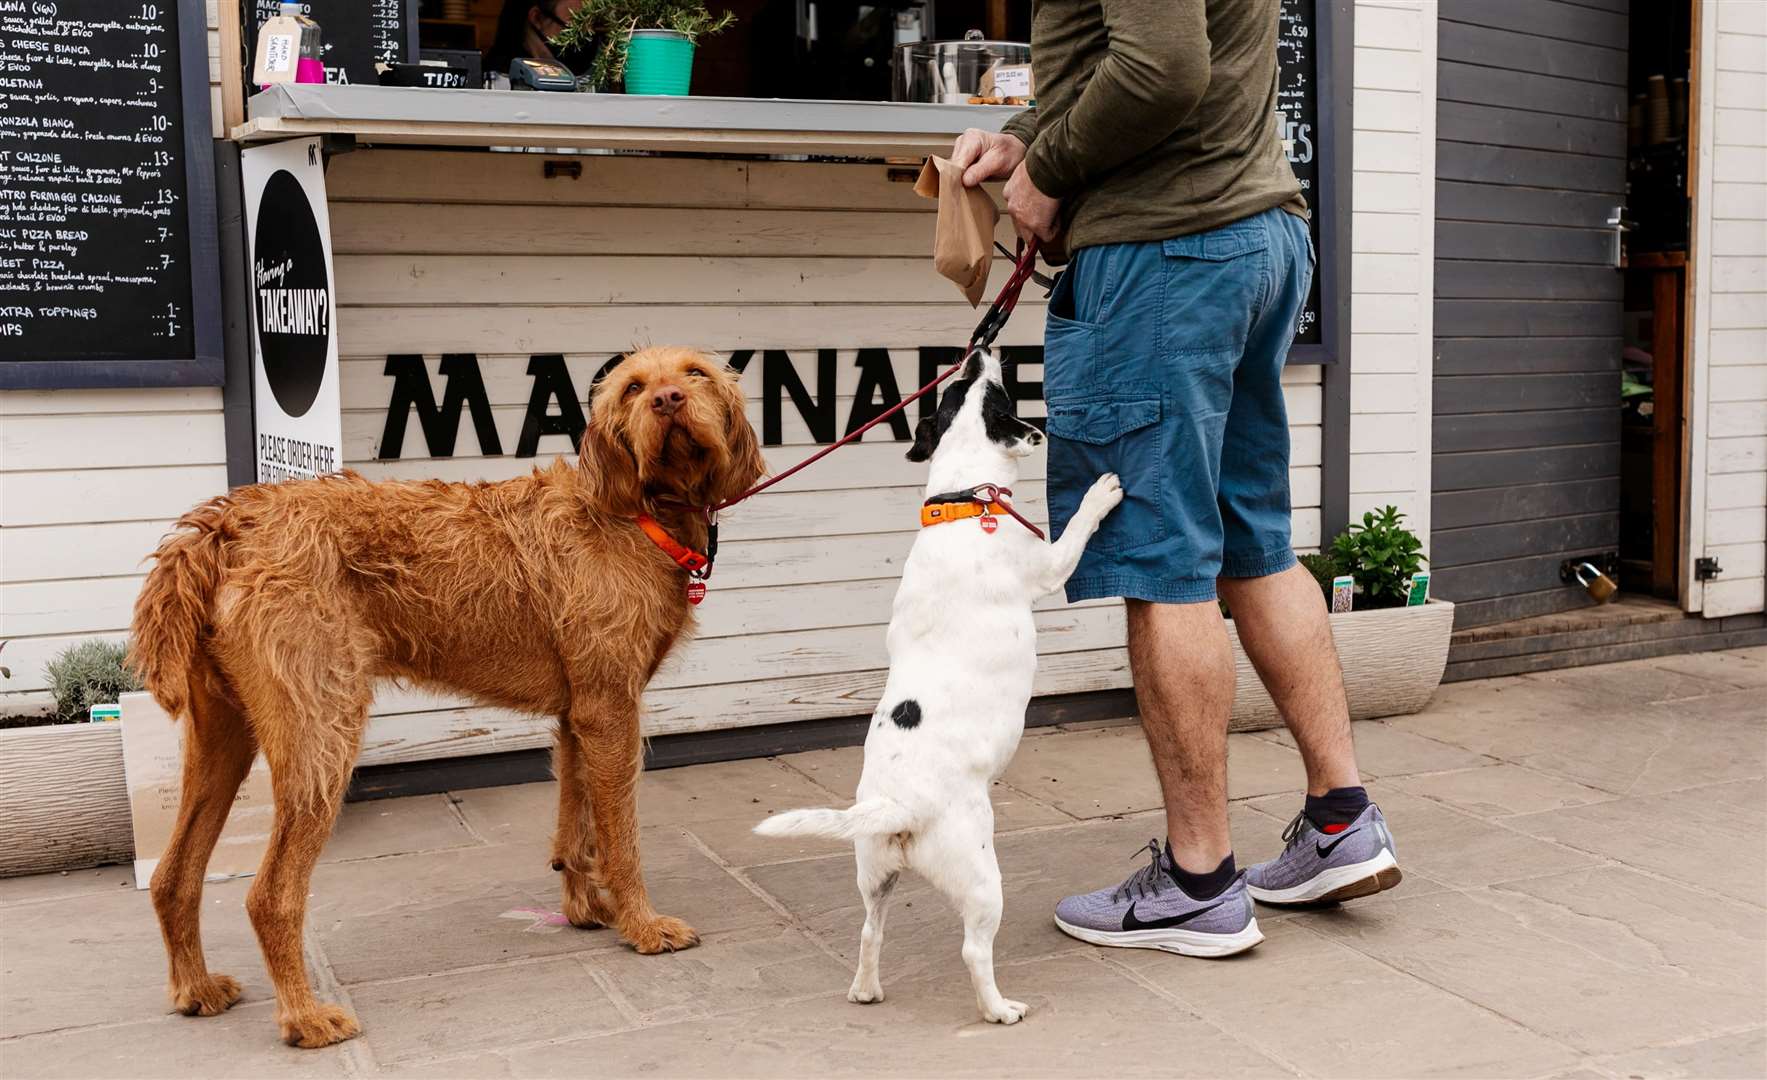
[
  {"x1": 1129, "y1": 564, "x2": 1364, "y2": 877},
  {"x1": 1217, "y1": 564, "x2": 1361, "y2": 797},
  {"x1": 1125, "y1": 598, "x2": 1236, "y2": 874}
]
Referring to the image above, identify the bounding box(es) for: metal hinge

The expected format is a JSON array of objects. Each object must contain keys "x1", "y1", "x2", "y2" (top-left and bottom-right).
[{"x1": 1695, "y1": 556, "x2": 1723, "y2": 581}]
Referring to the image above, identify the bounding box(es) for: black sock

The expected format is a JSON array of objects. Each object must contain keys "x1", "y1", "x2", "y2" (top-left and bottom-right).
[
  {"x1": 1164, "y1": 848, "x2": 1237, "y2": 900},
  {"x1": 1305, "y1": 786, "x2": 1370, "y2": 831}
]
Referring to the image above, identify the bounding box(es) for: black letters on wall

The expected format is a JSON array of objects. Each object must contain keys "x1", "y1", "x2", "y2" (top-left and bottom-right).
[{"x1": 376, "y1": 349, "x2": 1046, "y2": 461}]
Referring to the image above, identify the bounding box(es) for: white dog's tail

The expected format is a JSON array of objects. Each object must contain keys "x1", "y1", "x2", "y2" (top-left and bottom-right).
[{"x1": 753, "y1": 798, "x2": 916, "y2": 840}]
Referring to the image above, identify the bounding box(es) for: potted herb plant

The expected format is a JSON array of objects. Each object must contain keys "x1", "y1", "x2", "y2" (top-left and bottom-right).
[
  {"x1": 1224, "y1": 507, "x2": 1454, "y2": 732},
  {"x1": 554, "y1": 0, "x2": 736, "y2": 95},
  {"x1": 0, "y1": 639, "x2": 139, "y2": 876}
]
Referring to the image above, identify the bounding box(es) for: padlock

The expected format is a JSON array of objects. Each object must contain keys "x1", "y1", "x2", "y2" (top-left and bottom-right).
[{"x1": 1571, "y1": 561, "x2": 1619, "y2": 603}]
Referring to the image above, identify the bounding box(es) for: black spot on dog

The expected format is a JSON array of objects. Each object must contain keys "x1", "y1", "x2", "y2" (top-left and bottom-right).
[
  {"x1": 906, "y1": 361, "x2": 1042, "y2": 461},
  {"x1": 889, "y1": 699, "x2": 922, "y2": 730},
  {"x1": 981, "y1": 380, "x2": 1042, "y2": 448},
  {"x1": 905, "y1": 375, "x2": 973, "y2": 462}
]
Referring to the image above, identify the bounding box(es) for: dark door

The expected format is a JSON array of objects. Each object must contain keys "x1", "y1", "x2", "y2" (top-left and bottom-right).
[{"x1": 1432, "y1": 0, "x2": 1630, "y2": 628}]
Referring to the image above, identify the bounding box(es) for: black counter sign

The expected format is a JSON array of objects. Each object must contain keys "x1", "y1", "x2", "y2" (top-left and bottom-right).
[
  {"x1": 252, "y1": 168, "x2": 330, "y2": 417},
  {"x1": 0, "y1": 0, "x2": 221, "y2": 388}
]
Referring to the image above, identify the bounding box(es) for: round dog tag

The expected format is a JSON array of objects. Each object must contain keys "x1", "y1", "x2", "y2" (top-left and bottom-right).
[
  {"x1": 979, "y1": 515, "x2": 999, "y2": 534},
  {"x1": 686, "y1": 581, "x2": 707, "y2": 605}
]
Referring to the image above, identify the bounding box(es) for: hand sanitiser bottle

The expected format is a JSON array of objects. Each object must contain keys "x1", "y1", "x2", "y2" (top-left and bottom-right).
[{"x1": 254, "y1": 3, "x2": 325, "y2": 87}]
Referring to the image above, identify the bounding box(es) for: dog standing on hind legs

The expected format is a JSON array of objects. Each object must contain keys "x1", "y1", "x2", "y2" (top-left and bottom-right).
[
  {"x1": 129, "y1": 347, "x2": 765, "y2": 1048},
  {"x1": 754, "y1": 349, "x2": 1124, "y2": 1024}
]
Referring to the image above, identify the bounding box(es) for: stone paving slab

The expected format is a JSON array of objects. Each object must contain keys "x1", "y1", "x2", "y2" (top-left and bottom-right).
[
  {"x1": 1306, "y1": 885, "x2": 1762, "y2": 1057},
  {"x1": 323, "y1": 795, "x2": 482, "y2": 865},
  {"x1": 1391, "y1": 677, "x2": 1767, "y2": 796},
  {"x1": 1505, "y1": 778, "x2": 1767, "y2": 906},
  {"x1": 2, "y1": 647, "x2": 1764, "y2": 1079},
  {"x1": 1109, "y1": 919, "x2": 1578, "y2": 1079},
  {"x1": 1388, "y1": 762, "x2": 1612, "y2": 818},
  {"x1": 1250, "y1": 718, "x2": 1497, "y2": 780},
  {"x1": 1591, "y1": 1027, "x2": 1767, "y2": 1079},
  {"x1": 387, "y1": 953, "x2": 1293, "y2": 1079}
]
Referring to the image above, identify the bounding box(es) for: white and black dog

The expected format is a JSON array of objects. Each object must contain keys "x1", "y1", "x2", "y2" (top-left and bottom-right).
[{"x1": 754, "y1": 349, "x2": 1123, "y2": 1025}]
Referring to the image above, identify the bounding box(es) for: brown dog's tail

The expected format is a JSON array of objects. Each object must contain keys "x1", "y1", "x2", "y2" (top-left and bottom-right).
[{"x1": 130, "y1": 498, "x2": 232, "y2": 719}]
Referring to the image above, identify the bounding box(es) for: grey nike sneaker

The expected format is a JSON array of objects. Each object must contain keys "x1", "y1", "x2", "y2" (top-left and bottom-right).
[
  {"x1": 1053, "y1": 840, "x2": 1263, "y2": 957},
  {"x1": 1246, "y1": 803, "x2": 1402, "y2": 906}
]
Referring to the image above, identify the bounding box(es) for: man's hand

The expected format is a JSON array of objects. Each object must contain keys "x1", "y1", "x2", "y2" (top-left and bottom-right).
[
  {"x1": 950, "y1": 128, "x2": 1027, "y2": 187},
  {"x1": 1004, "y1": 161, "x2": 1062, "y2": 242}
]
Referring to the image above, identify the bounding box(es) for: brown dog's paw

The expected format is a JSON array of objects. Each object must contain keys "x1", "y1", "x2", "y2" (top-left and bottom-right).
[
  {"x1": 627, "y1": 914, "x2": 700, "y2": 954},
  {"x1": 279, "y1": 1004, "x2": 361, "y2": 1049},
  {"x1": 561, "y1": 872, "x2": 617, "y2": 930},
  {"x1": 171, "y1": 973, "x2": 244, "y2": 1017}
]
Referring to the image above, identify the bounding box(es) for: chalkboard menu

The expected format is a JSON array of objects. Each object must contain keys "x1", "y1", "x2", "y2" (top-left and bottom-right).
[
  {"x1": 247, "y1": 0, "x2": 417, "y2": 87},
  {"x1": 0, "y1": 0, "x2": 221, "y2": 388},
  {"x1": 1278, "y1": 0, "x2": 1323, "y2": 349}
]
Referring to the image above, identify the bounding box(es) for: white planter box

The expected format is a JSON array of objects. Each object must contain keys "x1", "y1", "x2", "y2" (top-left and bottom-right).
[
  {"x1": 0, "y1": 722, "x2": 131, "y2": 877},
  {"x1": 1227, "y1": 599, "x2": 1454, "y2": 731}
]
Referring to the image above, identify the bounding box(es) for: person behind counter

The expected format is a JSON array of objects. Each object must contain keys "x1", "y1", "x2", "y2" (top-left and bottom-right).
[
  {"x1": 951, "y1": 0, "x2": 1404, "y2": 959},
  {"x1": 484, "y1": 0, "x2": 586, "y2": 77}
]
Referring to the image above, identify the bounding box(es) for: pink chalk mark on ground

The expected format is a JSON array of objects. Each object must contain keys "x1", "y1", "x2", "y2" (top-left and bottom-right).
[{"x1": 500, "y1": 906, "x2": 571, "y2": 934}]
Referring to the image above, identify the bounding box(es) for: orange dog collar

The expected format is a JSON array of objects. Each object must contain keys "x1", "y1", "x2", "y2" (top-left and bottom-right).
[
  {"x1": 920, "y1": 483, "x2": 1047, "y2": 539},
  {"x1": 635, "y1": 514, "x2": 710, "y2": 574},
  {"x1": 921, "y1": 501, "x2": 1011, "y2": 528}
]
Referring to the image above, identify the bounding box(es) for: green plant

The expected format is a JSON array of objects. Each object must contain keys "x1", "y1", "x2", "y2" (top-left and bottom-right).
[
  {"x1": 44, "y1": 639, "x2": 142, "y2": 722},
  {"x1": 554, "y1": 0, "x2": 735, "y2": 89},
  {"x1": 1296, "y1": 550, "x2": 1341, "y2": 607},
  {"x1": 1329, "y1": 505, "x2": 1427, "y2": 609}
]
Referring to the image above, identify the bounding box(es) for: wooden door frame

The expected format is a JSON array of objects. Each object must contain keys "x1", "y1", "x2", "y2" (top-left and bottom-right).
[{"x1": 1681, "y1": 0, "x2": 1711, "y2": 613}]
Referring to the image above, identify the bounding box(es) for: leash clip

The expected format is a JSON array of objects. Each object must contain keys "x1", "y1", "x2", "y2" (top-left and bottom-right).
[
  {"x1": 694, "y1": 516, "x2": 719, "y2": 579},
  {"x1": 970, "y1": 483, "x2": 1000, "y2": 504},
  {"x1": 969, "y1": 239, "x2": 1041, "y2": 351}
]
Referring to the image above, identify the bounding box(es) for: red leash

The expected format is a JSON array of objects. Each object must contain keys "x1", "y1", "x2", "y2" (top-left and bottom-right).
[
  {"x1": 710, "y1": 239, "x2": 1043, "y2": 515},
  {"x1": 647, "y1": 239, "x2": 1045, "y2": 587}
]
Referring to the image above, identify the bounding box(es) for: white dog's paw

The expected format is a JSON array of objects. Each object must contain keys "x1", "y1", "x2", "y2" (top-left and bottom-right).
[
  {"x1": 982, "y1": 998, "x2": 1029, "y2": 1025},
  {"x1": 1080, "y1": 473, "x2": 1125, "y2": 518},
  {"x1": 848, "y1": 985, "x2": 885, "y2": 1005}
]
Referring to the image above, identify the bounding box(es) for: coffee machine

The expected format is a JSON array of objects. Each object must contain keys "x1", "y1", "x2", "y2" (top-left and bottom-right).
[{"x1": 751, "y1": 0, "x2": 934, "y2": 100}]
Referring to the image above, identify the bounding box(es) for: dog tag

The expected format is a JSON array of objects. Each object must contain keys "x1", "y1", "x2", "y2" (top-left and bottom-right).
[
  {"x1": 686, "y1": 581, "x2": 706, "y2": 605},
  {"x1": 979, "y1": 515, "x2": 999, "y2": 534}
]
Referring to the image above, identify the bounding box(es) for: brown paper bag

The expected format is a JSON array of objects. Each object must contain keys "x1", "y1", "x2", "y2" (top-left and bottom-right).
[{"x1": 915, "y1": 156, "x2": 998, "y2": 306}]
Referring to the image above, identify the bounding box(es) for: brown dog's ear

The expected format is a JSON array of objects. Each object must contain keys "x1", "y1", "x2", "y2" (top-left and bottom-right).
[
  {"x1": 708, "y1": 366, "x2": 766, "y2": 505},
  {"x1": 578, "y1": 414, "x2": 644, "y2": 516}
]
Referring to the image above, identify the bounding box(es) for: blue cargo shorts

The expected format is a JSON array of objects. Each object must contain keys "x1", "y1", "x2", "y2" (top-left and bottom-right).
[{"x1": 1044, "y1": 205, "x2": 1314, "y2": 605}]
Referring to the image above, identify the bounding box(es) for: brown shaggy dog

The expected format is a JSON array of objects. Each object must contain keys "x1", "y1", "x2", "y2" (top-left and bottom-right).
[{"x1": 129, "y1": 347, "x2": 764, "y2": 1048}]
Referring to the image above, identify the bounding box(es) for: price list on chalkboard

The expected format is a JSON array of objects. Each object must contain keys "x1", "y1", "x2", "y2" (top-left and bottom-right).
[
  {"x1": 1278, "y1": 0, "x2": 1322, "y2": 347},
  {"x1": 0, "y1": 1, "x2": 199, "y2": 365},
  {"x1": 248, "y1": 0, "x2": 415, "y2": 87}
]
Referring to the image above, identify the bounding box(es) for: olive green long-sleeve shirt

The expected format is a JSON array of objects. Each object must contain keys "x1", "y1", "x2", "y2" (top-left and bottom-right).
[{"x1": 1001, "y1": 0, "x2": 1306, "y2": 257}]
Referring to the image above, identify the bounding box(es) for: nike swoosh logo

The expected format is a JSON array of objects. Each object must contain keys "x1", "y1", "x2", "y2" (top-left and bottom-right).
[
  {"x1": 1121, "y1": 899, "x2": 1225, "y2": 932},
  {"x1": 1316, "y1": 828, "x2": 1361, "y2": 858}
]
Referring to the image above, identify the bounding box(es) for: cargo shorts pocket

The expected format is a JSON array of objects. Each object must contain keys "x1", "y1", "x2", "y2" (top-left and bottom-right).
[{"x1": 1046, "y1": 397, "x2": 1167, "y2": 555}]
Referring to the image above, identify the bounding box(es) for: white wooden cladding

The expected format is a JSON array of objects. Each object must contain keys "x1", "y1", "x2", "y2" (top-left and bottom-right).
[
  {"x1": 1347, "y1": 0, "x2": 1437, "y2": 538},
  {"x1": 1690, "y1": 6, "x2": 1767, "y2": 617},
  {"x1": 319, "y1": 149, "x2": 1328, "y2": 749}
]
